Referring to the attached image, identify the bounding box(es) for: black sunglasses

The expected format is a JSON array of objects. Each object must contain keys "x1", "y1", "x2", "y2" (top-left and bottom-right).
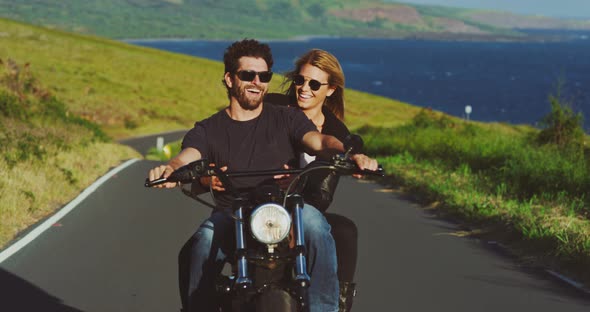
[
  {"x1": 293, "y1": 74, "x2": 329, "y2": 91},
  {"x1": 236, "y1": 70, "x2": 273, "y2": 83}
]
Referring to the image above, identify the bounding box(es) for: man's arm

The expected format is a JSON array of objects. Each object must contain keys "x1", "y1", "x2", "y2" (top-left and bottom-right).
[{"x1": 147, "y1": 147, "x2": 202, "y2": 189}]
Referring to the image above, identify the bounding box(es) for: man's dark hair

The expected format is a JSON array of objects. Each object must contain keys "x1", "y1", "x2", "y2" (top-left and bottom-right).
[{"x1": 223, "y1": 39, "x2": 274, "y2": 74}]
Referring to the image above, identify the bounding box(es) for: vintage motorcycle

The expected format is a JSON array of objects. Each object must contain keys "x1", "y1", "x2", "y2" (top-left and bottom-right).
[{"x1": 145, "y1": 138, "x2": 383, "y2": 312}]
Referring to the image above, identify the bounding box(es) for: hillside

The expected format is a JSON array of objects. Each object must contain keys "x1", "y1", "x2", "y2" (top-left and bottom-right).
[{"x1": 1, "y1": 0, "x2": 588, "y2": 40}]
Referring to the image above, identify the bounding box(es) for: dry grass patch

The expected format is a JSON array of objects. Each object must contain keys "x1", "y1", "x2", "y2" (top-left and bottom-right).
[{"x1": 0, "y1": 142, "x2": 139, "y2": 248}]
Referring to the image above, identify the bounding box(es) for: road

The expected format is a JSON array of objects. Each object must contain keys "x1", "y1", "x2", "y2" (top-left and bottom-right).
[{"x1": 1, "y1": 133, "x2": 589, "y2": 311}]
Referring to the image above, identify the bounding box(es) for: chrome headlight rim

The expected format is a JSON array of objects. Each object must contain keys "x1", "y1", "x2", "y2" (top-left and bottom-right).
[{"x1": 249, "y1": 203, "x2": 291, "y2": 245}]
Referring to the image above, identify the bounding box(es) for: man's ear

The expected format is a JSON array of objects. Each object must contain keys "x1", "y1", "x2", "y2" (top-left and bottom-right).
[{"x1": 224, "y1": 72, "x2": 233, "y2": 89}]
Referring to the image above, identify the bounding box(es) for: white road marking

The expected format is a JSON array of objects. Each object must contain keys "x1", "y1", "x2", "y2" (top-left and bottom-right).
[{"x1": 0, "y1": 158, "x2": 140, "y2": 263}]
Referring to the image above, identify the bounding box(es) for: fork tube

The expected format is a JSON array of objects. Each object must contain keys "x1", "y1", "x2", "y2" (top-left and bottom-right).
[
  {"x1": 290, "y1": 195, "x2": 311, "y2": 282},
  {"x1": 233, "y1": 198, "x2": 251, "y2": 287}
]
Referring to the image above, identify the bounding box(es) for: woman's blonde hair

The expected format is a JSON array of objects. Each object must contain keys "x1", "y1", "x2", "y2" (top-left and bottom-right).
[{"x1": 283, "y1": 49, "x2": 345, "y2": 120}]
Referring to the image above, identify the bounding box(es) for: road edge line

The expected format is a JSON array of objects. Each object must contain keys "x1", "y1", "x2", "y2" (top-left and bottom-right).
[
  {"x1": 0, "y1": 158, "x2": 140, "y2": 263},
  {"x1": 546, "y1": 269, "x2": 590, "y2": 295}
]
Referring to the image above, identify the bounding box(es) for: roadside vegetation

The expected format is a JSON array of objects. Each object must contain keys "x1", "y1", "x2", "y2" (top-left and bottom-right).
[
  {"x1": 358, "y1": 94, "x2": 590, "y2": 281},
  {"x1": 0, "y1": 58, "x2": 139, "y2": 247}
]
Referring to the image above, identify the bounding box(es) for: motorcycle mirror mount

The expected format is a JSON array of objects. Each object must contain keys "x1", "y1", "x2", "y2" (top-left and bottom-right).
[{"x1": 343, "y1": 134, "x2": 363, "y2": 158}]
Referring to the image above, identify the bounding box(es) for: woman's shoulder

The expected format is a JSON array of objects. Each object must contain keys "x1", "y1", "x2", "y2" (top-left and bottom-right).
[
  {"x1": 322, "y1": 106, "x2": 350, "y2": 139},
  {"x1": 264, "y1": 93, "x2": 293, "y2": 107}
]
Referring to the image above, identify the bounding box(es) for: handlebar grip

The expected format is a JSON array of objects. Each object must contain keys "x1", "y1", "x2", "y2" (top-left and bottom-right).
[
  {"x1": 145, "y1": 177, "x2": 169, "y2": 187},
  {"x1": 359, "y1": 165, "x2": 385, "y2": 177},
  {"x1": 145, "y1": 159, "x2": 210, "y2": 187}
]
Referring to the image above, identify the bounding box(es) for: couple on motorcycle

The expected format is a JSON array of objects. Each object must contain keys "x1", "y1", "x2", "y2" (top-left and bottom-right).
[{"x1": 148, "y1": 39, "x2": 378, "y2": 312}]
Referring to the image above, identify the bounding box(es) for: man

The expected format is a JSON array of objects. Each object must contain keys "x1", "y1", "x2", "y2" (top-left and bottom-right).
[{"x1": 148, "y1": 39, "x2": 377, "y2": 312}]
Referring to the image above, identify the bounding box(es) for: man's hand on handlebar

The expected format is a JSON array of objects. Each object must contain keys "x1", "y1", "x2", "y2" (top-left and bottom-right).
[
  {"x1": 148, "y1": 165, "x2": 179, "y2": 188},
  {"x1": 273, "y1": 164, "x2": 293, "y2": 190},
  {"x1": 199, "y1": 164, "x2": 227, "y2": 192}
]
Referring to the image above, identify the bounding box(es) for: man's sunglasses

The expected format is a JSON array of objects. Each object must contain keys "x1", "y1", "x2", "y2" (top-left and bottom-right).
[
  {"x1": 293, "y1": 74, "x2": 329, "y2": 91},
  {"x1": 236, "y1": 70, "x2": 273, "y2": 83}
]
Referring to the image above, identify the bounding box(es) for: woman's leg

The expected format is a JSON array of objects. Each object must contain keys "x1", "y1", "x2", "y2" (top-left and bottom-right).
[
  {"x1": 324, "y1": 213, "x2": 358, "y2": 282},
  {"x1": 302, "y1": 204, "x2": 339, "y2": 312},
  {"x1": 325, "y1": 212, "x2": 358, "y2": 311}
]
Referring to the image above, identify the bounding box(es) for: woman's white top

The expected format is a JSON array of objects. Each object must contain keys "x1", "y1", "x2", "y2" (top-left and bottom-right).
[{"x1": 299, "y1": 152, "x2": 316, "y2": 167}]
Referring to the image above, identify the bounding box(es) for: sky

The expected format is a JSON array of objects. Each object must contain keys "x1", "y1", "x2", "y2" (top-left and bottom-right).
[{"x1": 396, "y1": 0, "x2": 590, "y2": 19}]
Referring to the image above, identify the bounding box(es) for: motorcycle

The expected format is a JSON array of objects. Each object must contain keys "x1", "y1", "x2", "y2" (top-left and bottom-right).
[{"x1": 145, "y1": 137, "x2": 383, "y2": 312}]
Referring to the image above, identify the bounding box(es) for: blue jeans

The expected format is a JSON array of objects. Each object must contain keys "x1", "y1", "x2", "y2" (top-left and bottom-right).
[{"x1": 187, "y1": 204, "x2": 339, "y2": 312}]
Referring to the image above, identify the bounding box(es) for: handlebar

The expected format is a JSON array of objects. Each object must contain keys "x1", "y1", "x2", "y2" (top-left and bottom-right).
[{"x1": 144, "y1": 156, "x2": 384, "y2": 188}]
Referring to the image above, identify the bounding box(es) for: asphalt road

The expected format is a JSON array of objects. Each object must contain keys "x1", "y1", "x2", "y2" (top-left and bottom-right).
[{"x1": 1, "y1": 133, "x2": 590, "y2": 311}]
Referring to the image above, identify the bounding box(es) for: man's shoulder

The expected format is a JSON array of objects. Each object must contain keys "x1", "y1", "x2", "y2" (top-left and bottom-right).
[{"x1": 199, "y1": 108, "x2": 229, "y2": 124}]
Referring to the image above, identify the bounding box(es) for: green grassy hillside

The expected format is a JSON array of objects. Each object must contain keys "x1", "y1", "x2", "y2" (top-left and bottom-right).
[{"x1": 0, "y1": 0, "x2": 523, "y2": 40}]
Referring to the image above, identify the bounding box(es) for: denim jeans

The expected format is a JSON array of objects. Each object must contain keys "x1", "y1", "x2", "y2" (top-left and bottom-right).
[{"x1": 186, "y1": 204, "x2": 339, "y2": 312}]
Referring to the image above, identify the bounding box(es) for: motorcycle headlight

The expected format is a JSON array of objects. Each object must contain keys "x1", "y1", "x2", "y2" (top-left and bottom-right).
[{"x1": 250, "y1": 203, "x2": 291, "y2": 244}]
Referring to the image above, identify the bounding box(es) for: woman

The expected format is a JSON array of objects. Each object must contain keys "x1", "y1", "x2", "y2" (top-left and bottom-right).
[{"x1": 267, "y1": 48, "x2": 359, "y2": 312}]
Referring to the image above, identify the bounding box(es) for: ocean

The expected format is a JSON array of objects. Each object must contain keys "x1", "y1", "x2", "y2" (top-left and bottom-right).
[{"x1": 127, "y1": 34, "x2": 590, "y2": 130}]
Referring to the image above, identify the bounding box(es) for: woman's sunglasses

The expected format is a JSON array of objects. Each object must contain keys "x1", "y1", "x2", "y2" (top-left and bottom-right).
[
  {"x1": 293, "y1": 74, "x2": 329, "y2": 91},
  {"x1": 236, "y1": 70, "x2": 273, "y2": 83}
]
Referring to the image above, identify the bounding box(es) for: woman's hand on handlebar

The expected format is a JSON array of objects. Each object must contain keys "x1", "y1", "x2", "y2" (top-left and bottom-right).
[
  {"x1": 148, "y1": 165, "x2": 179, "y2": 188},
  {"x1": 350, "y1": 154, "x2": 378, "y2": 178}
]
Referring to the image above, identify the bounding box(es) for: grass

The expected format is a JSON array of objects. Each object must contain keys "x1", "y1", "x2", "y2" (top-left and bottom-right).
[
  {"x1": 0, "y1": 17, "x2": 224, "y2": 139},
  {"x1": 377, "y1": 152, "x2": 590, "y2": 282},
  {"x1": 0, "y1": 57, "x2": 139, "y2": 247},
  {"x1": 0, "y1": 143, "x2": 139, "y2": 245}
]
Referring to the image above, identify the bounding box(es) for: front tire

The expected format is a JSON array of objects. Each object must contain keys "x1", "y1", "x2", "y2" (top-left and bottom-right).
[{"x1": 255, "y1": 289, "x2": 298, "y2": 312}]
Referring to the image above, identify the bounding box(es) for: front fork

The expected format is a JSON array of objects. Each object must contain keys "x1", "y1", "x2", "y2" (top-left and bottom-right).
[
  {"x1": 288, "y1": 195, "x2": 311, "y2": 312},
  {"x1": 233, "y1": 197, "x2": 252, "y2": 290},
  {"x1": 232, "y1": 195, "x2": 310, "y2": 311}
]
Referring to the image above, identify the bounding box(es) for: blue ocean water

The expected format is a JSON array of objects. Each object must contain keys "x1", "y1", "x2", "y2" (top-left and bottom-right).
[{"x1": 128, "y1": 36, "x2": 590, "y2": 130}]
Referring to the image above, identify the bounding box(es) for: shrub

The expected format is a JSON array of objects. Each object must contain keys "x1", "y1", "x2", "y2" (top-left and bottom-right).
[
  {"x1": 536, "y1": 88, "x2": 585, "y2": 154},
  {"x1": 412, "y1": 107, "x2": 457, "y2": 130},
  {"x1": 0, "y1": 91, "x2": 28, "y2": 119}
]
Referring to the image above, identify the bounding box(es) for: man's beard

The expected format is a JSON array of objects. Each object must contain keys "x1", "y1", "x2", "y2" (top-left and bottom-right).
[{"x1": 231, "y1": 82, "x2": 266, "y2": 111}]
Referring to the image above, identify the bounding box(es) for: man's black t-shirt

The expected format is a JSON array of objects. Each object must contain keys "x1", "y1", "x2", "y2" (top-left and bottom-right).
[{"x1": 181, "y1": 102, "x2": 317, "y2": 209}]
